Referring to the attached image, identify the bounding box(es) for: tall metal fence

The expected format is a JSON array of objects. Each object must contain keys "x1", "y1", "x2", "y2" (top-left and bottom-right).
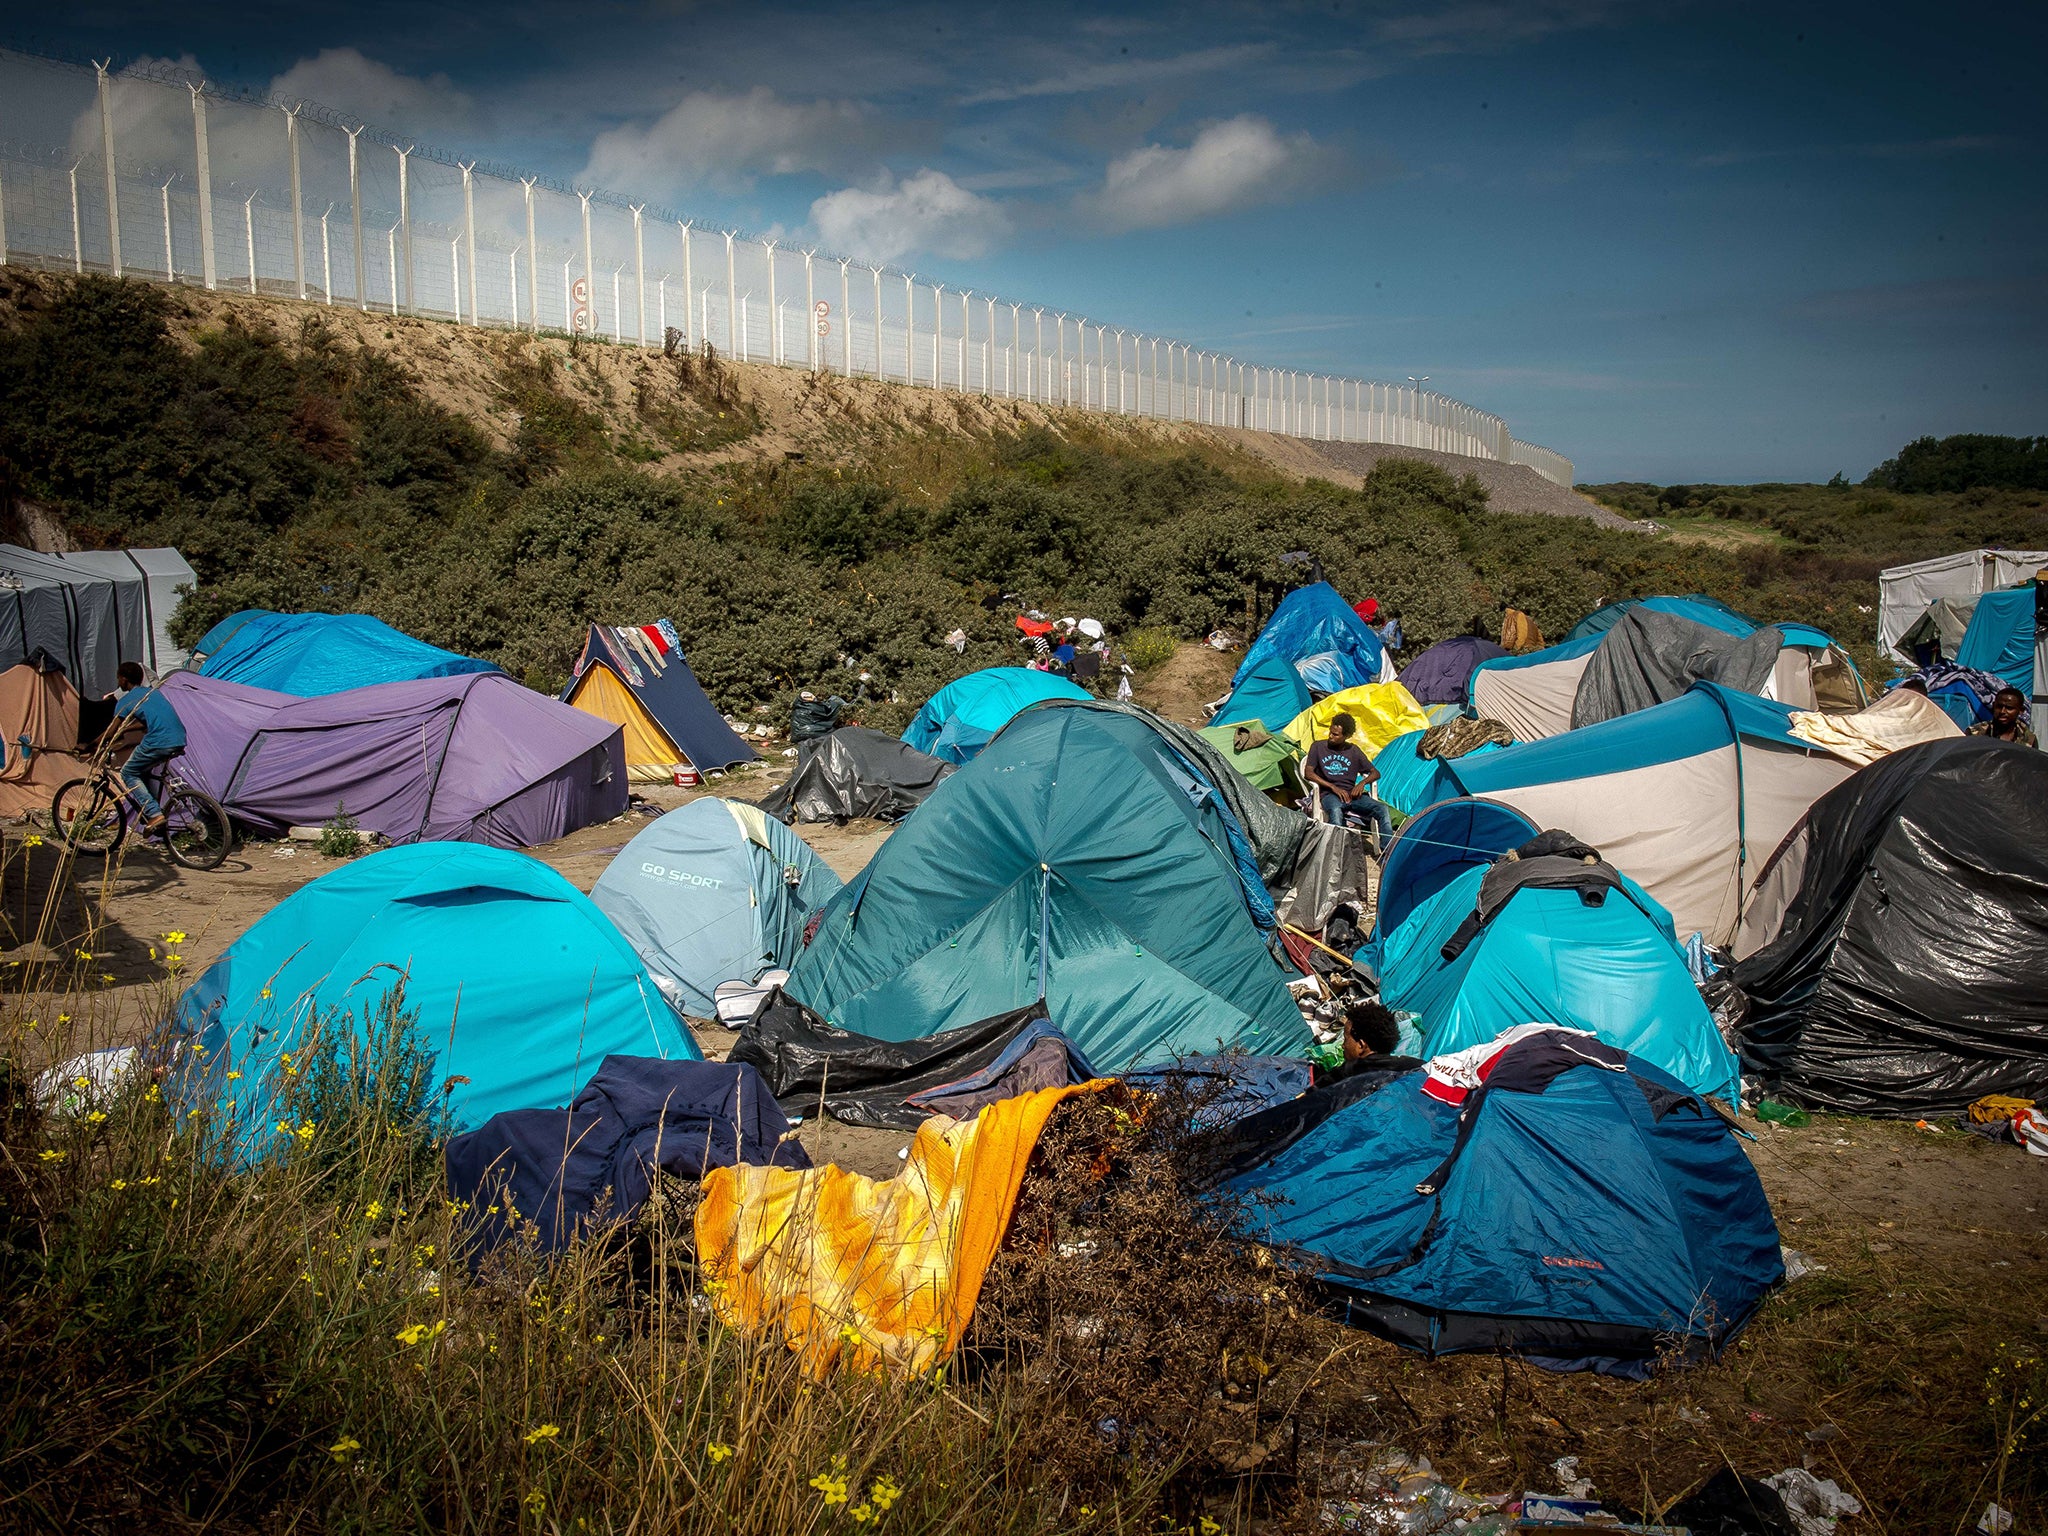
[{"x1": 0, "y1": 47, "x2": 1574, "y2": 486}]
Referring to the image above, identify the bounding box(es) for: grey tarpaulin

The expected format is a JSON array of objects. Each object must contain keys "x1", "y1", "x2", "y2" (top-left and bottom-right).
[
  {"x1": 1572, "y1": 608, "x2": 1786, "y2": 730},
  {"x1": 1732, "y1": 737, "x2": 2048, "y2": 1115},
  {"x1": 1275, "y1": 820, "x2": 1374, "y2": 930},
  {"x1": 1026, "y1": 697, "x2": 1309, "y2": 892},
  {"x1": 757, "y1": 727, "x2": 953, "y2": 824},
  {"x1": 0, "y1": 545, "x2": 195, "y2": 695}
]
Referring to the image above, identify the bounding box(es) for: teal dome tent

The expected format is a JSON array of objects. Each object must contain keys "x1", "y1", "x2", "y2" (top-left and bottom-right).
[
  {"x1": 170, "y1": 843, "x2": 699, "y2": 1165},
  {"x1": 902, "y1": 667, "x2": 1092, "y2": 764},
  {"x1": 791, "y1": 705, "x2": 1310, "y2": 1072}
]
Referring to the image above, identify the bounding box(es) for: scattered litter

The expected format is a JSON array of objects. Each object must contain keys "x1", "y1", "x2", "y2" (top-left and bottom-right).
[
  {"x1": 1762, "y1": 1468, "x2": 1860, "y2": 1536},
  {"x1": 2014, "y1": 1107, "x2": 2048, "y2": 1157},
  {"x1": 271, "y1": 843, "x2": 300, "y2": 858},
  {"x1": 1978, "y1": 1503, "x2": 2015, "y2": 1535},
  {"x1": 1317, "y1": 1450, "x2": 1510, "y2": 1533},
  {"x1": 1676, "y1": 1405, "x2": 1710, "y2": 1426},
  {"x1": 897, "y1": 1146, "x2": 909, "y2": 1160},
  {"x1": 1755, "y1": 1099, "x2": 1810, "y2": 1127},
  {"x1": 34, "y1": 1046, "x2": 140, "y2": 1113},
  {"x1": 1912, "y1": 1119, "x2": 1943, "y2": 1134},
  {"x1": 1549, "y1": 1457, "x2": 1594, "y2": 1499},
  {"x1": 1803, "y1": 1421, "x2": 1842, "y2": 1445},
  {"x1": 1781, "y1": 1248, "x2": 1826, "y2": 1281}
]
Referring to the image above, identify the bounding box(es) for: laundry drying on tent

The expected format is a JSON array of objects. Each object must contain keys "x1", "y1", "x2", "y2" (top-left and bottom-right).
[
  {"x1": 1435, "y1": 683, "x2": 1856, "y2": 947},
  {"x1": 161, "y1": 671, "x2": 627, "y2": 849},
  {"x1": 446, "y1": 1056, "x2": 808, "y2": 1257},
  {"x1": 560, "y1": 621, "x2": 757, "y2": 778},
  {"x1": 591, "y1": 798, "x2": 842, "y2": 1019},
  {"x1": 1470, "y1": 596, "x2": 1862, "y2": 742},
  {"x1": 1281, "y1": 682, "x2": 1432, "y2": 758},
  {"x1": 1196, "y1": 720, "x2": 1302, "y2": 797},
  {"x1": 195, "y1": 610, "x2": 497, "y2": 696},
  {"x1": 166, "y1": 843, "x2": 698, "y2": 1167},
  {"x1": 0, "y1": 653, "x2": 115, "y2": 818},
  {"x1": 1733, "y1": 737, "x2": 2048, "y2": 1115},
  {"x1": 758, "y1": 727, "x2": 953, "y2": 824},
  {"x1": 1209, "y1": 1027, "x2": 1782, "y2": 1377},
  {"x1": 1365, "y1": 805, "x2": 1740, "y2": 1101},
  {"x1": 1786, "y1": 686, "x2": 1961, "y2": 765},
  {"x1": 785, "y1": 704, "x2": 1313, "y2": 1075},
  {"x1": 1398, "y1": 635, "x2": 1507, "y2": 706},
  {"x1": 1233, "y1": 582, "x2": 1394, "y2": 700},
  {"x1": 0, "y1": 544, "x2": 196, "y2": 695},
  {"x1": 900, "y1": 667, "x2": 1091, "y2": 764}
]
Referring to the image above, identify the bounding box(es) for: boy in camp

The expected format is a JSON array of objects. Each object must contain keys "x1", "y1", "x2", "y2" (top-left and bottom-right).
[{"x1": 1303, "y1": 712, "x2": 1393, "y2": 847}]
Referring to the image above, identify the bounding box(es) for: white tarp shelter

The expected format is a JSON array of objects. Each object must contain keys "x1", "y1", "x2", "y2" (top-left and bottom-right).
[
  {"x1": 1879, "y1": 549, "x2": 2048, "y2": 666},
  {"x1": 0, "y1": 546, "x2": 196, "y2": 695}
]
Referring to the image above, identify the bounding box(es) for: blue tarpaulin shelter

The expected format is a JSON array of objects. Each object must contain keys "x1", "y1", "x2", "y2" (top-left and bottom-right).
[
  {"x1": 1954, "y1": 585, "x2": 2042, "y2": 702},
  {"x1": 196, "y1": 610, "x2": 497, "y2": 696},
  {"x1": 1218, "y1": 1031, "x2": 1782, "y2": 1375},
  {"x1": 901, "y1": 667, "x2": 1091, "y2": 764},
  {"x1": 1234, "y1": 583, "x2": 1388, "y2": 696},
  {"x1": 592, "y1": 797, "x2": 843, "y2": 1018},
  {"x1": 170, "y1": 843, "x2": 698, "y2": 1164},
  {"x1": 789, "y1": 705, "x2": 1310, "y2": 1072}
]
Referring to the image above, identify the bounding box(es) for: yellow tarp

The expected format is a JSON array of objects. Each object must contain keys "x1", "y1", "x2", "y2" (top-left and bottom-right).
[
  {"x1": 1789, "y1": 687, "x2": 1961, "y2": 766},
  {"x1": 565, "y1": 663, "x2": 685, "y2": 779},
  {"x1": 1282, "y1": 682, "x2": 1432, "y2": 758},
  {"x1": 694, "y1": 1082, "x2": 1101, "y2": 1377}
]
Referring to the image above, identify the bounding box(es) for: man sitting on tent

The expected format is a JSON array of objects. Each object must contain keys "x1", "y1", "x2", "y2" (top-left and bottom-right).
[
  {"x1": 1971, "y1": 687, "x2": 2038, "y2": 747},
  {"x1": 1304, "y1": 711, "x2": 1393, "y2": 847},
  {"x1": 1319, "y1": 998, "x2": 1415, "y2": 1083},
  {"x1": 109, "y1": 661, "x2": 186, "y2": 833}
]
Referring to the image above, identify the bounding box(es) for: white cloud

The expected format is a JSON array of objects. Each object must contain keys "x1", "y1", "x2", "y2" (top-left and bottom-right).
[
  {"x1": 959, "y1": 45, "x2": 1273, "y2": 106},
  {"x1": 268, "y1": 48, "x2": 478, "y2": 141},
  {"x1": 810, "y1": 169, "x2": 1011, "y2": 264},
  {"x1": 580, "y1": 87, "x2": 914, "y2": 195},
  {"x1": 1085, "y1": 116, "x2": 1327, "y2": 233}
]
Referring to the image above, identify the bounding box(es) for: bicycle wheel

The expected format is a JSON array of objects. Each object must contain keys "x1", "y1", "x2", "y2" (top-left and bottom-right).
[
  {"x1": 160, "y1": 789, "x2": 233, "y2": 871},
  {"x1": 52, "y1": 777, "x2": 128, "y2": 856}
]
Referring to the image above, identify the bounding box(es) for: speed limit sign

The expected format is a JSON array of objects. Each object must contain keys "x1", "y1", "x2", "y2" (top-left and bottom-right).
[
  {"x1": 814, "y1": 300, "x2": 829, "y2": 317},
  {"x1": 571, "y1": 275, "x2": 593, "y2": 333},
  {"x1": 817, "y1": 319, "x2": 831, "y2": 337},
  {"x1": 572, "y1": 276, "x2": 591, "y2": 306}
]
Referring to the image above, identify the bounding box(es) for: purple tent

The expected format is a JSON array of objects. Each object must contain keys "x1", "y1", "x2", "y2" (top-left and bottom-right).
[
  {"x1": 1398, "y1": 635, "x2": 1510, "y2": 706},
  {"x1": 160, "y1": 671, "x2": 627, "y2": 849}
]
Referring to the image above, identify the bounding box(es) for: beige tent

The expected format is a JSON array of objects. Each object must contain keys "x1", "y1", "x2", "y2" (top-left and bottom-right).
[{"x1": 0, "y1": 660, "x2": 102, "y2": 819}]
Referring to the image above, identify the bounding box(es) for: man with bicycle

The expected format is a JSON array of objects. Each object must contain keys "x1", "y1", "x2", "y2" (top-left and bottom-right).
[{"x1": 110, "y1": 661, "x2": 186, "y2": 835}]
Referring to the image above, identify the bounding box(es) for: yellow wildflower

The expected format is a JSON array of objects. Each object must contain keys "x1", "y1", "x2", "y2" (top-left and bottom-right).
[
  {"x1": 57, "y1": 1013, "x2": 70, "y2": 1024},
  {"x1": 706, "y1": 1441, "x2": 733, "y2": 1464},
  {"x1": 523, "y1": 1424, "x2": 560, "y2": 1445},
  {"x1": 38, "y1": 1149, "x2": 63, "y2": 1162},
  {"x1": 850, "y1": 1506, "x2": 876, "y2": 1525},
  {"x1": 162, "y1": 931, "x2": 187, "y2": 945},
  {"x1": 22, "y1": 834, "x2": 42, "y2": 848},
  {"x1": 226, "y1": 1070, "x2": 241, "y2": 1081},
  {"x1": 1200, "y1": 1520, "x2": 1223, "y2": 1536},
  {"x1": 810, "y1": 1473, "x2": 849, "y2": 1507},
  {"x1": 869, "y1": 1476, "x2": 902, "y2": 1511},
  {"x1": 143, "y1": 1083, "x2": 160, "y2": 1103},
  {"x1": 85, "y1": 1110, "x2": 107, "y2": 1125},
  {"x1": 365, "y1": 1200, "x2": 384, "y2": 1221},
  {"x1": 394, "y1": 1320, "x2": 447, "y2": 1347},
  {"x1": 260, "y1": 986, "x2": 273, "y2": 1000},
  {"x1": 524, "y1": 1489, "x2": 545, "y2": 1514},
  {"x1": 295, "y1": 1121, "x2": 316, "y2": 1143},
  {"x1": 111, "y1": 1178, "x2": 128, "y2": 1191},
  {"x1": 328, "y1": 1436, "x2": 361, "y2": 1462}
]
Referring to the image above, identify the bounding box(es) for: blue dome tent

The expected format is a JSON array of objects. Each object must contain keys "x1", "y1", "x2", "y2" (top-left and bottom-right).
[
  {"x1": 1368, "y1": 801, "x2": 1740, "y2": 1102},
  {"x1": 1216, "y1": 1029, "x2": 1782, "y2": 1376},
  {"x1": 1211, "y1": 653, "x2": 1316, "y2": 734},
  {"x1": 170, "y1": 843, "x2": 698, "y2": 1165},
  {"x1": 901, "y1": 667, "x2": 1091, "y2": 764},
  {"x1": 592, "y1": 797, "x2": 843, "y2": 1018},
  {"x1": 196, "y1": 610, "x2": 498, "y2": 696},
  {"x1": 1234, "y1": 582, "x2": 1389, "y2": 697}
]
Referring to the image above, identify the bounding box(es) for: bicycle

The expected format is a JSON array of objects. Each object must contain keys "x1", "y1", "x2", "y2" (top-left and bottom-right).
[{"x1": 52, "y1": 751, "x2": 234, "y2": 871}]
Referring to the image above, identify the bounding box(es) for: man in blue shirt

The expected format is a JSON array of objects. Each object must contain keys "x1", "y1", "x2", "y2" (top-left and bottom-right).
[
  {"x1": 111, "y1": 661, "x2": 186, "y2": 832},
  {"x1": 1303, "y1": 711, "x2": 1393, "y2": 849}
]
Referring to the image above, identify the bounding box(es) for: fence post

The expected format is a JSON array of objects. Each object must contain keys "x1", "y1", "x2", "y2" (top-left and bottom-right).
[
  {"x1": 985, "y1": 295, "x2": 996, "y2": 393},
  {"x1": 320, "y1": 203, "x2": 332, "y2": 301},
  {"x1": 395, "y1": 146, "x2": 414, "y2": 313},
  {"x1": 94, "y1": 62, "x2": 121, "y2": 276},
  {"x1": 612, "y1": 266, "x2": 623, "y2": 342},
  {"x1": 632, "y1": 205, "x2": 646, "y2": 345},
  {"x1": 871, "y1": 267, "x2": 883, "y2": 378},
  {"x1": 961, "y1": 291, "x2": 971, "y2": 391},
  {"x1": 679, "y1": 221, "x2": 692, "y2": 347},
  {"x1": 0, "y1": 164, "x2": 9, "y2": 265},
  {"x1": 284, "y1": 106, "x2": 306, "y2": 298},
  {"x1": 580, "y1": 192, "x2": 596, "y2": 335},
  {"x1": 902, "y1": 273, "x2": 913, "y2": 384},
  {"x1": 450, "y1": 238, "x2": 460, "y2": 321},
  {"x1": 764, "y1": 240, "x2": 777, "y2": 363},
  {"x1": 932, "y1": 283, "x2": 943, "y2": 387},
  {"x1": 524, "y1": 182, "x2": 539, "y2": 333},
  {"x1": 804, "y1": 249, "x2": 815, "y2": 372},
  {"x1": 841, "y1": 259, "x2": 853, "y2": 377},
  {"x1": 243, "y1": 192, "x2": 258, "y2": 295},
  {"x1": 345, "y1": 127, "x2": 363, "y2": 308},
  {"x1": 392, "y1": 226, "x2": 403, "y2": 314},
  {"x1": 465, "y1": 165, "x2": 480, "y2": 325},
  {"x1": 161, "y1": 180, "x2": 174, "y2": 281},
  {"x1": 509, "y1": 246, "x2": 519, "y2": 327},
  {"x1": 66, "y1": 165, "x2": 82, "y2": 272},
  {"x1": 724, "y1": 231, "x2": 737, "y2": 356}
]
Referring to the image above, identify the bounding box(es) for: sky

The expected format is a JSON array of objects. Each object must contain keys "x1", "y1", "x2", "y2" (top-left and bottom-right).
[{"x1": 7, "y1": 0, "x2": 2044, "y2": 483}]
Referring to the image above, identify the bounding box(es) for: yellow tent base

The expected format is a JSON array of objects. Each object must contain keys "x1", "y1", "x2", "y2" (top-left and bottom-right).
[{"x1": 565, "y1": 663, "x2": 692, "y2": 773}]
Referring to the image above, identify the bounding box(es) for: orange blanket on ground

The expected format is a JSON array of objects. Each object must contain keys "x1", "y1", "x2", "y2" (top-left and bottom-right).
[{"x1": 693, "y1": 1081, "x2": 1100, "y2": 1376}]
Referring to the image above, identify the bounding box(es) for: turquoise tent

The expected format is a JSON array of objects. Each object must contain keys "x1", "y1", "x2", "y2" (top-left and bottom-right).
[
  {"x1": 592, "y1": 798, "x2": 842, "y2": 1018},
  {"x1": 1954, "y1": 585, "x2": 2043, "y2": 703},
  {"x1": 1372, "y1": 728, "x2": 1504, "y2": 817},
  {"x1": 902, "y1": 667, "x2": 1091, "y2": 764},
  {"x1": 196, "y1": 610, "x2": 497, "y2": 696},
  {"x1": 788, "y1": 706, "x2": 1311, "y2": 1072},
  {"x1": 1370, "y1": 801, "x2": 1740, "y2": 1102},
  {"x1": 1211, "y1": 653, "x2": 1315, "y2": 734},
  {"x1": 171, "y1": 843, "x2": 698, "y2": 1164}
]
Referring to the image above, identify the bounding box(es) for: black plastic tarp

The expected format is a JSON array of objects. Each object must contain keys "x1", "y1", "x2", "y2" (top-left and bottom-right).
[
  {"x1": 443, "y1": 1055, "x2": 807, "y2": 1256},
  {"x1": 1732, "y1": 737, "x2": 2048, "y2": 1115},
  {"x1": 757, "y1": 726, "x2": 953, "y2": 824},
  {"x1": 1571, "y1": 608, "x2": 1785, "y2": 730},
  {"x1": 729, "y1": 989, "x2": 1095, "y2": 1129}
]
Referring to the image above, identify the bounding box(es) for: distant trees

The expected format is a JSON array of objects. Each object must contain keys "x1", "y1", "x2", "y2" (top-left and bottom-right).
[{"x1": 1865, "y1": 434, "x2": 2048, "y2": 493}]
